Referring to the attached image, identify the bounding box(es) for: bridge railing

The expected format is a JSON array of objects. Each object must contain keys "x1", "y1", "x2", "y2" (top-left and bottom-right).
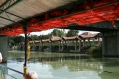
[{"x1": 0, "y1": 64, "x2": 23, "y2": 79}]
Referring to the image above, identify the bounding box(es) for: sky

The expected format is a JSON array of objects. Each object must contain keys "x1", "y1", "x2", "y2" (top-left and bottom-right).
[{"x1": 20, "y1": 29, "x2": 99, "y2": 36}]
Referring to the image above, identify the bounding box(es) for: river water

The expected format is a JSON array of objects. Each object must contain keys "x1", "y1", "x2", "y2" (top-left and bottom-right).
[{"x1": 3, "y1": 50, "x2": 119, "y2": 79}]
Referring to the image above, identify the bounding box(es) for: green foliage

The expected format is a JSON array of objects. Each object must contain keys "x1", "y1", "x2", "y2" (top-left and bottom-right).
[
  {"x1": 88, "y1": 45, "x2": 102, "y2": 58},
  {"x1": 66, "y1": 30, "x2": 79, "y2": 37},
  {"x1": 8, "y1": 36, "x2": 24, "y2": 45},
  {"x1": 51, "y1": 29, "x2": 65, "y2": 37},
  {"x1": 29, "y1": 35, "x2": 38, "y2": 40},
  {"x1": 38, "y1": 34, "x2": 51, "y2": 39},
  {"x1": 8, "y1": 38, "x2": 15, "y2": 46}
]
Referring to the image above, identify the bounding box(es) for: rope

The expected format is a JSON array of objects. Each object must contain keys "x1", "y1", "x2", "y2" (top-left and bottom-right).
[
  {"x1": 22, "y1": 25, "x2": 30, "y2": 77},
  {"x1": 27, "y1": 40, "x2": 30, "y2": 61},
  {"x1": 23, "y1": 65, "x2": 28, "y2": 77},
  {"x1": 23, "y1": 39, "x2": 30, "y2": 77}
]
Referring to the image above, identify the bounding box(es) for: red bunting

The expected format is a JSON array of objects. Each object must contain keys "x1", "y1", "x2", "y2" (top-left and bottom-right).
[{"x1": 0, "y1": 0, "x2": 118, "y2": 36}]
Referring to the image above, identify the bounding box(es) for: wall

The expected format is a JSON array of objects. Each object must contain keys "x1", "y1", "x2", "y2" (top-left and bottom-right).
[
  {"x1": 102, "y1": 31, "x2": 119, "y2": 57},
  {"x1": 0, "y1": 36, "x2": 8, "y2": 63}
]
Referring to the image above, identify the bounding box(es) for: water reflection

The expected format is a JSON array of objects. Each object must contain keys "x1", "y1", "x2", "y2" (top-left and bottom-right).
[{"x1": 7, "y1": 51, "x2": 119, "y2": 79}]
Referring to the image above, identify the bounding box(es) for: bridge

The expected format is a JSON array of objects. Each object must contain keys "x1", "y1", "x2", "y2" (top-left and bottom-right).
[
  {"x1": 0, "y1": 0, "x2": 119, "y2": 63},
  {"x1": 18, "y1": 32, "x2": 101, "y2": 53}
]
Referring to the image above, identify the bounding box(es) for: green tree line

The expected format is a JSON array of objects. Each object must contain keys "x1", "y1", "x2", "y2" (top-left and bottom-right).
[{"x1": 8, "y1": 29, "x2": 79, "y2": 46}]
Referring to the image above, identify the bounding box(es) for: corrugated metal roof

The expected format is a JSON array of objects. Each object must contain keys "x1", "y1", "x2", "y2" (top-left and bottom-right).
[
  {"x1": 0, "y1": 0, "x2": 6, "y2": 6},
  {"x1": 0, "y1": 0, "x2": 77, "y2": 28}
]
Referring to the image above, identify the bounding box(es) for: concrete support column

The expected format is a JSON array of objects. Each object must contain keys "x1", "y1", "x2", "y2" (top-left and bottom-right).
[
  {"x1": 102, "y1": 32, "x2": 106, "y2": 56},
  {"x1": 65, "y1": 40, "x2": 66, "y2": 46},
  {"x1": 93, "y1": 38, "x2": 95, "y2": 46},
  {"x1": 34, "y1": 44, "x2": 36, "y2": 50},
  {"x1": 52, "y1": 42, "x2": 54, "y2": 47},
  {"x1": 42, "y1": 42, "x2": 43, "y2": 48},
  {"x1": 59, "y1": 41, "x2": 61, "y2": 51},
  {"x1": 71, "y1": 41, "x2": 72, "y2": 47},
  {"x1": 62, "y1": 41, "x2": 64, "y2": 50},
  {"x1": 48, "y1": 42, "x2": 50, "y2": 49},
  {"x1": 44, "y1": 42, "x2": 45, "y2": 47},
  {"x1": 98, "y1": 37, "x2": 100, "y2": 46},
  {"x1": 39, "y1": 43, "x2": 41, "y2": 50},
  {"x1": 88, "y1": 38, "x2": 90, "y2": 46},
  {"x1": 89, "y1": 38, "x2": 91, "y2": 46},
  {"x1": 67, "y1": 40, "x2": 69, "y2": 51},
  {"x1": 0, "y1": 36, "x2": 8, "y2": 63},
  {"x1": 117, "y1": 31, "x2": 119, "y2": 55},
  {"x1": 79, "y1": 40, "x2": 81, "y2": 51},
  {"x1": 80, "y1": 40, "x2": 82, "y2": 48},
  {"x1": 49, "y1": 41, "x2": 51, "y2": 46},
  {"x1": 102, "y1": 32, "x2": 118, "y2": 57},
  {"x1": 83, "y1": 39, "x2": 85, "y2": 47},
  {"x1": 50, "y1": 42, "x2": 51, "y2": 48},
  {"x1": 54, "y1": 42, "x2": 55, "y2": 46},
  {"x1": 75, "y1": 40, "x2": 77, "y2": 51},
  {"x1": 66, "y1": 40, "x2": 68, "y2": 51},
  {"x1": 46, "y1": 42, "x2": 48, "y2": 47}
]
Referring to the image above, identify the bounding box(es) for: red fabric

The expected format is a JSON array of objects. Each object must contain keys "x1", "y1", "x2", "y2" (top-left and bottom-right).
[
  {"x1": 1, "y1": 27, "x2": 24, "y2": 36},
  {"x1": 1, "y1": 0, "x2": 119, "y2": 36}
]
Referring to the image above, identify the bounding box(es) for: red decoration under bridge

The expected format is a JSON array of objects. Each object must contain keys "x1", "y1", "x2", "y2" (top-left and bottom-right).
[{"x1": 0, "y1": 0, "x2": 119, "y2": 36}]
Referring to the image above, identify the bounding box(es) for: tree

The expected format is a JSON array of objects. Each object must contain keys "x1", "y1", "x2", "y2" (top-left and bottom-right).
[
  {"x1": 66, "y1": 30, "x2": 79, "y2": 37},
  {"x1": 38, "y1": 34, "x2": 51, "y2": 40},
  {"x1": 51, "y1": 29, "x2": 65, "y2": 37},
  {"x1": 8, "y1": 36, "x2": 24, "y2": 45},
  {"x1": 13, "y1": 36, "x2": 24, "y2": 44},
  {"x1": 29, "y1": 35, "x2": 38, "y2": 40},
  {"x1": 8, "y1": 37, "x2": 15, "y2": 46}
]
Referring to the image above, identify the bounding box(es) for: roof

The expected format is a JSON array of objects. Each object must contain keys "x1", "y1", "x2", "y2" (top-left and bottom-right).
[
  {"x1": 0, "y1": 0, "x2": 119, "y2": 36},
  {"x1": 50, "y1": 36, "x2": 61, "y2": 41},
  {"x1": 80, "y1": 32, "x2": 99, "y2": 38},
  {"x1": 21, "y1": 32, "x2": 100, "y2": 44},
  {"x1": 80, "y1": 32, "x2": 92, "y2": 35},
  {"x1": 62, "y1": 36, "x2": 82, "y2": 40},
  {"x1": 41, "y1": 39, "x2": 50, "y2": 42},
  {"x1": 0, "y1": 0, "x2": 76, "y2": 27}
]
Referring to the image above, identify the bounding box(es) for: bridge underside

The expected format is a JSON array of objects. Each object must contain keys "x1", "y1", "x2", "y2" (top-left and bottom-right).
[
  {"x1": 0, "y1": 0, "x2": 119, "y2": 36},
  {"x1": 62, "y1": 20, "x2": 119, "y2": 32}
]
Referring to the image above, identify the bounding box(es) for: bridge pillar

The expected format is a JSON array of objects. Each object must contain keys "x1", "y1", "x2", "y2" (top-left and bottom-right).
[
  {"x1": 102, "y1": 31, "x2": 119, "y2": 57},
  {"x1": 0, "y1": 36, "x2": 8, "y2": 63},
  {"x1": 102, "y1": 33, "x2": 106, "y2": 56},
  {"x1": 117, "y1": 31, "x2": 119, "y2": 55}
]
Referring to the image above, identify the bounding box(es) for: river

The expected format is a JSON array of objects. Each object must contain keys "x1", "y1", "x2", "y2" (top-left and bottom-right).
[{"x1": 2, "y1": 50, "x2": 119, "y2": 79}]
